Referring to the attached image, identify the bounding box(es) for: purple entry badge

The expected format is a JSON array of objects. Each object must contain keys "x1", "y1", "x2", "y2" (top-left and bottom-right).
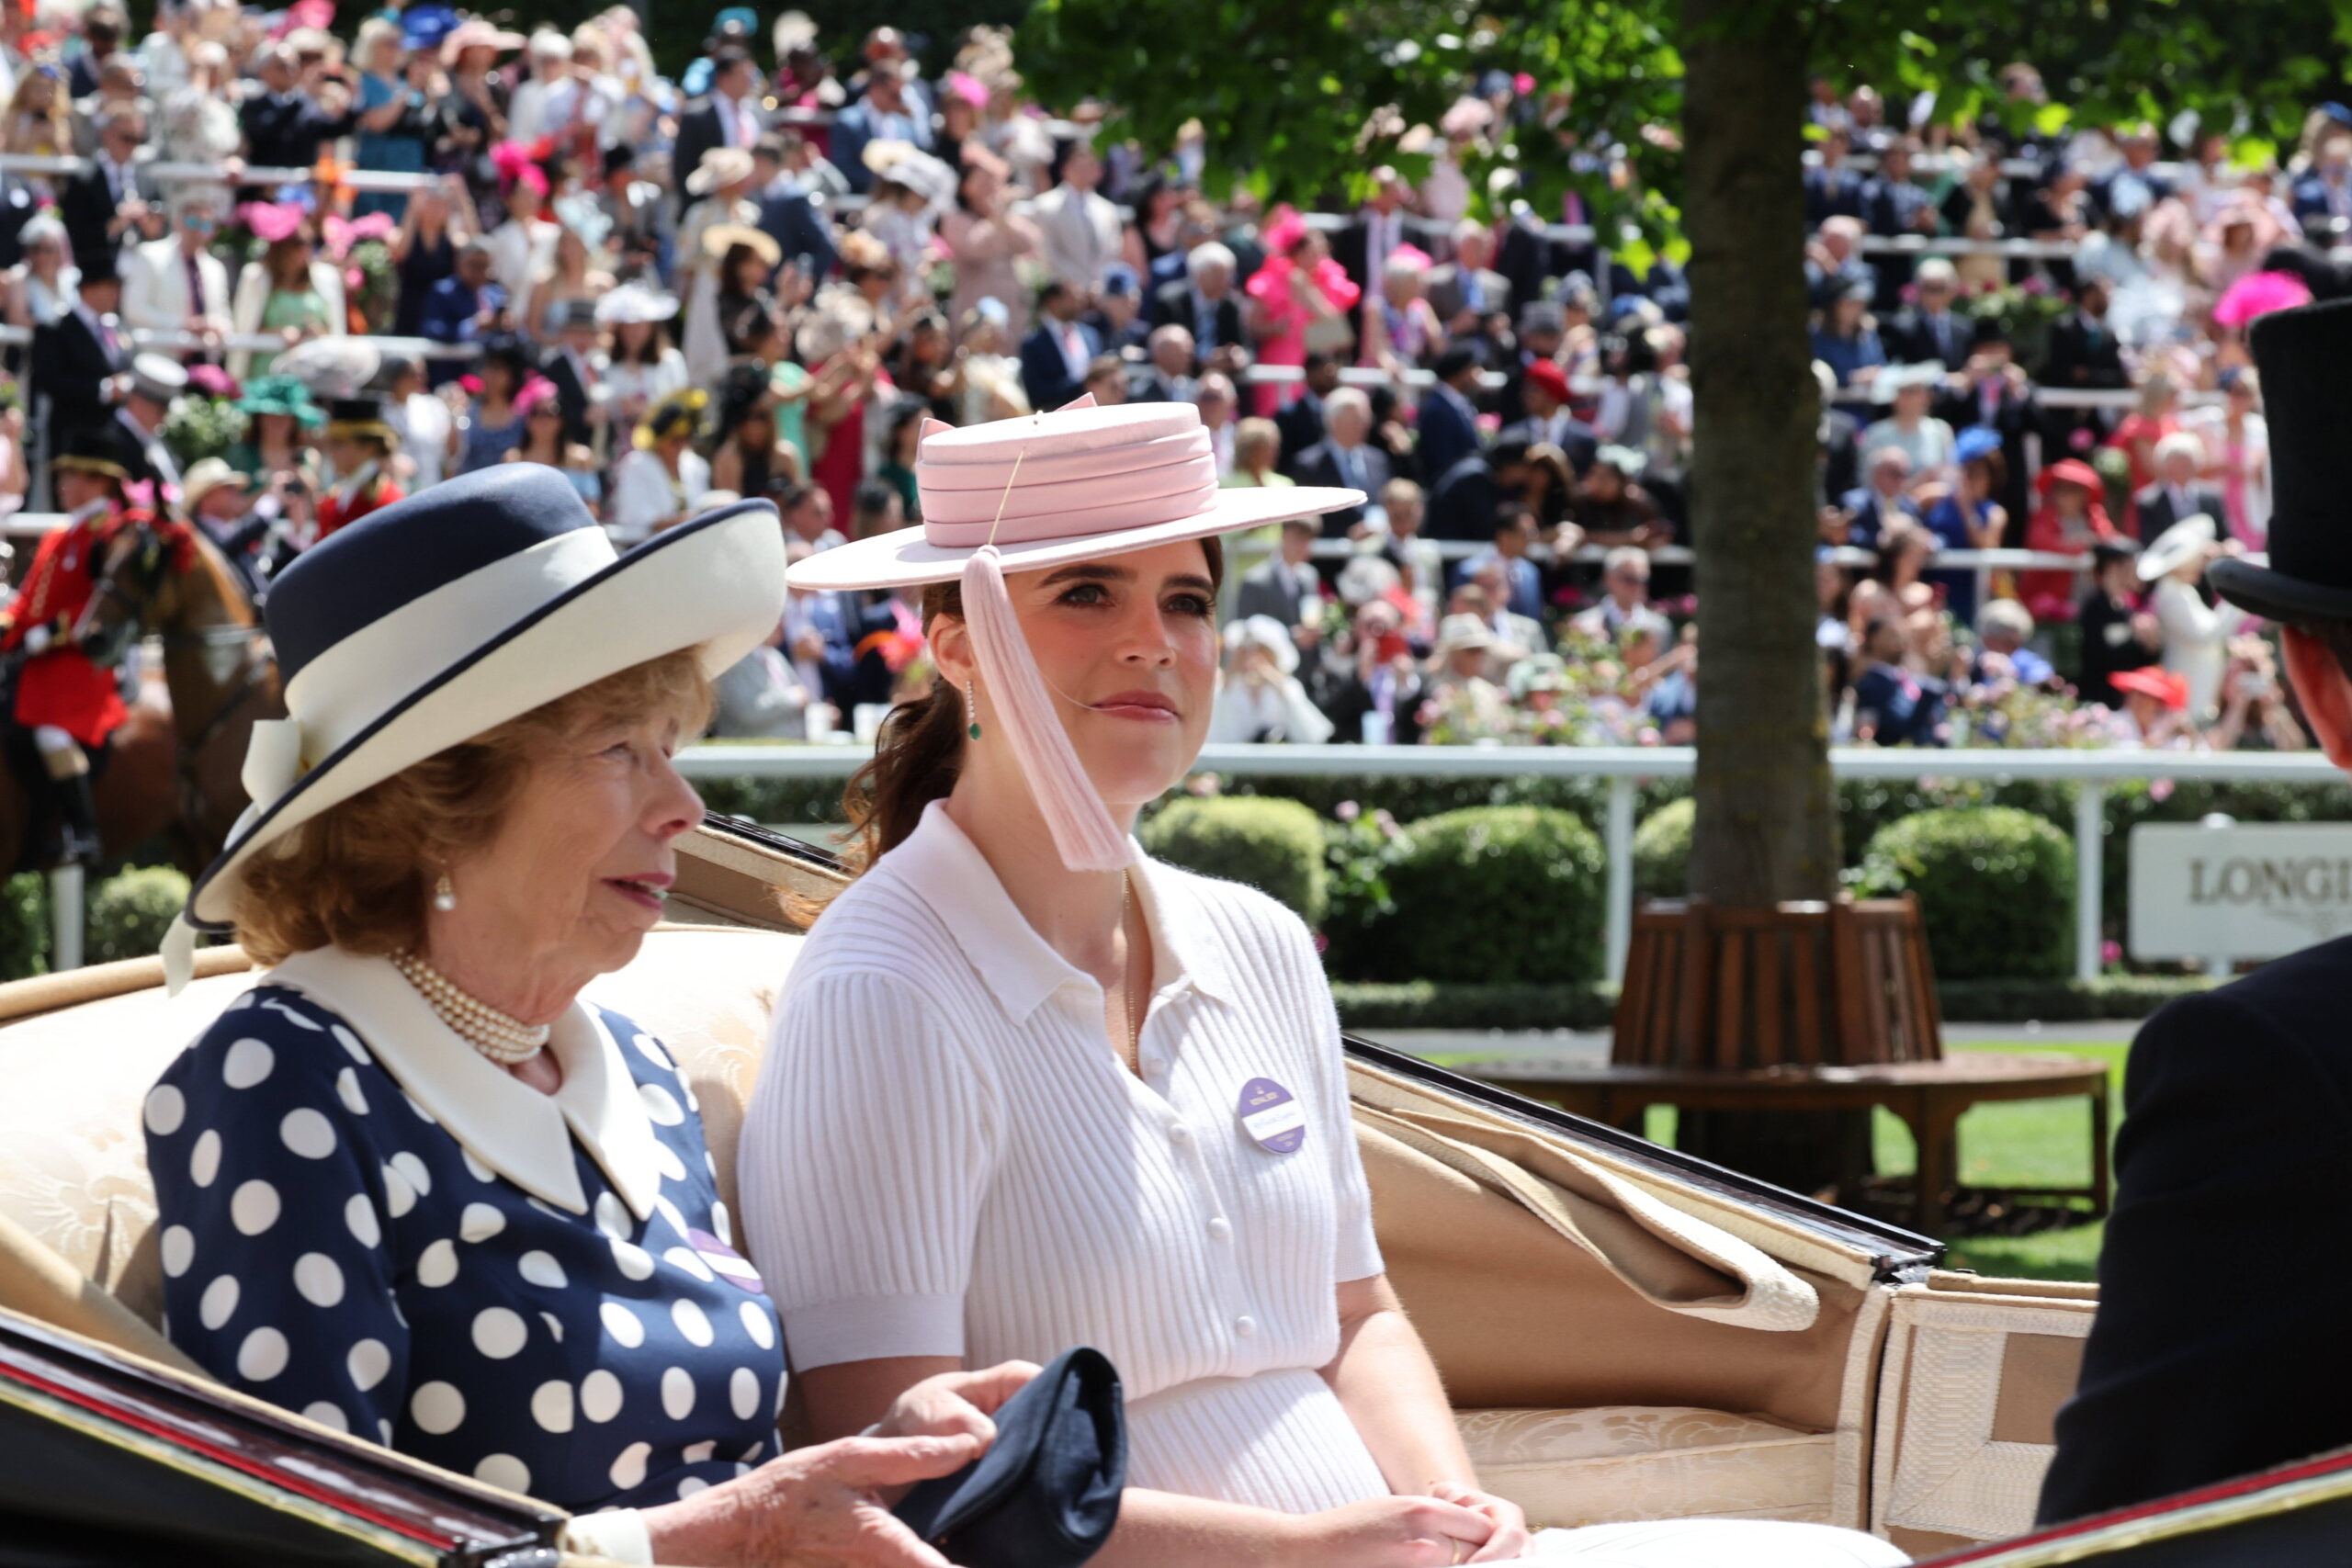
[{"x1": 1237, "y1": 1077, "x2": 1307, "y2": 1155}]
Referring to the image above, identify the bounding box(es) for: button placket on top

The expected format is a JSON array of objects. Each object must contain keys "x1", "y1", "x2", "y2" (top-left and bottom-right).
[{"x1": 1134, "y1": 996, "x2": 1260, "y2": 1369}]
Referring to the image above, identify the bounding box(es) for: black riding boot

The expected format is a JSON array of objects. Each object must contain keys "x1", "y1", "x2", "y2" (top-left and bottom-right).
[{"x1": 56, "y1": 774, "x2": 101, "y2": 870}]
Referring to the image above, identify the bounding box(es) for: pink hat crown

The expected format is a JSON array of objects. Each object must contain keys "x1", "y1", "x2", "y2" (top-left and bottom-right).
[{"x1": 915, "y1": 402, "x2": 1218, "y2": 547}]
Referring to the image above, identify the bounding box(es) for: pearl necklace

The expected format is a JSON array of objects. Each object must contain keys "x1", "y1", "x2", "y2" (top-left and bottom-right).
[{"x1": 391, "y1": 952, "x2": 552, "y2": 1066}]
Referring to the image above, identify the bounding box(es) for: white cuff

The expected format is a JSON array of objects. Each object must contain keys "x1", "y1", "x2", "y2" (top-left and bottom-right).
[
  {"x1": 558, "y1": 1508, "x2": 654, "y2": 1565},
  {"x1": 782, "y1": 1291, "x2": 967, "y2": 1371}
]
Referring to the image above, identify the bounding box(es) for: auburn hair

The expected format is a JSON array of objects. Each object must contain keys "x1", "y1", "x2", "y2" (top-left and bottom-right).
[
  {"x1": 235, "y1": 650, "x2": 711, "y2": 964},
  {"x1": 797, "y1": 539, "x2": 1227, "y2": 918}
]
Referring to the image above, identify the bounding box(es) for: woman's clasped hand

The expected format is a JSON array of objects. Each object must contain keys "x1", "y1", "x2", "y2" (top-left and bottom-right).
[
  {"x1": 642, "y1": 1364, "x2": 1042, "y2": 1568},
  {"x1": 1280, "y1": 1489, "x2": 1532, "y2": 1566}
]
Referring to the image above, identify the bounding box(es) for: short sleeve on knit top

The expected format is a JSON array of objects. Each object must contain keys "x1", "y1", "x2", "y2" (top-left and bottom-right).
[{"x1": 145, "y1": 974, "x2": 787, "y2": 1513}]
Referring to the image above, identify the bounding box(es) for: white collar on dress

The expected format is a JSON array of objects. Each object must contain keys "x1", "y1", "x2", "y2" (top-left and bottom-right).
[
  {"x1": 265, "y1": 946, "x2": 663, "y2": 1220},
  {"x1": 877, "y1": 798, "x2": 1235, "y2": 1023}
]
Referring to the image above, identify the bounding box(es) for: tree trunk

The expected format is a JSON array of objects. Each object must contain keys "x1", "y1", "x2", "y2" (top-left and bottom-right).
[
  {"x1": 1680, "y1": 0, "x2": 1838, "y2": 908},
  {"x1": 1675, "y1": 0, "x2": 1856, "y2": 1195}
]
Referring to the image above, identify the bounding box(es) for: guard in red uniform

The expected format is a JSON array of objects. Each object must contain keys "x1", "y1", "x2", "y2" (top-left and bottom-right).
[
  {"x1": 0, "y1": 425, "x2": 143, "y2": 865},
  {"x1": 314, "y1": 395, "x2": 405, "y2": 540}
]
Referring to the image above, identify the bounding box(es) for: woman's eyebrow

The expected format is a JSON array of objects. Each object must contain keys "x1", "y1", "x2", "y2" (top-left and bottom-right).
[{"x1": 1038, "y1": 564, "x2": 1133, "y2": 587}]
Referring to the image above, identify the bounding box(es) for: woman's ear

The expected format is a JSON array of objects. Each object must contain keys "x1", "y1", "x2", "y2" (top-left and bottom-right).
[
  {"x1": 2282, "y1": 626, "x2": 2352, "y2": 770},
  {"x1": 930, "y1": 612, "x2": 973, "y2": 688}
]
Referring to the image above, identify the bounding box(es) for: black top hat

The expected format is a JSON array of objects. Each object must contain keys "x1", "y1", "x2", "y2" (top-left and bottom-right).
[
  {"x1": 325, "y1": 394, "x2": 395, "y2": 448},
  {"x1": 51, "y1": 422, "x2": 140, "y2": 484},
  {"x1": 79, "y1": 248, "x2": 119, "y2": 287},
  {"x1": 2210, "y1": 297, "x2": 2352, "y2": 623}
]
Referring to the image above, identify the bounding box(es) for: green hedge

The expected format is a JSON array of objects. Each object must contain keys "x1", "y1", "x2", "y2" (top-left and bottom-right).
[
  {"x1": 1342, "y1": 807, "x2": 1607, "y2": 985},
  {"x1": 89, "y1": 868, "x2": 193, "y2": 965},
  {"x1": 0, "y1": 873, "x2": 46, "y2": 981},
  {"x1": 1633, "y1": 796, "x2": 1693, "y2": 900},
  {"x1": 1138, "y1": 796, "x2": 1328, "y2": 926},
  {"x1": 1853, "y1": 807, "x2": 2075, "y2": 981},
  {"x1": 1333, "y1": 975, "x2": 2211, "y2": 1032}
]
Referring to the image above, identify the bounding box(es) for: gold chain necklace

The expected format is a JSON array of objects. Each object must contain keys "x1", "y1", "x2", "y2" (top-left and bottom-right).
[
  {"x1": 391, "y1": 952, "x2": 552, "y2": 1066},
  {"x1": 1117, "y1": 874, "x2": 1142, "y2": 1067}
]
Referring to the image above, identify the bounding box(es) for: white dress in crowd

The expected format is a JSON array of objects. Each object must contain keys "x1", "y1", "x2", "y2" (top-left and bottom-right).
[
  {"x1": 596, "y1": 348, "x2": 691, "y2": 442},
  {"x1": 740, "y1": 805, "x2": 1906, "y2": 1568},
  {"x1": 605, "y1": 448, "x2": 709, "y2": 547},
  {"x1": 677, "y1": 196, "x2": 760, "y2": 387},
  {"x1": 1207, "y1": 671, "x2": 1334, "y2": 744},
  {"x1": 2154, "y1": 575, "x2": 2231, "y2": 721}
]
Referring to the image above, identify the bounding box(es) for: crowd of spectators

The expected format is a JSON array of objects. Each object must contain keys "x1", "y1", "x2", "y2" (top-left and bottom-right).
[{"x1": 0, "y1": 4, "x2": 2335, "y2": 750}]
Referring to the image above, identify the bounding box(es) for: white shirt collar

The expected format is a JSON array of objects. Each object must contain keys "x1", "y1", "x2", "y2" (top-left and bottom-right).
[
  {"x1": 875, "y1": 799, "x2": 1234, "y2": 1024},
  {"x1": 265, "y1": 946, "x2": 664, "y2": 1220}
]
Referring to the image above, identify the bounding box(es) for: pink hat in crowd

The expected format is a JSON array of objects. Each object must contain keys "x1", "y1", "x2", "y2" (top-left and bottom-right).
[{"x1": 787, "y1": 399, "x2": 1363, "y2": 870}]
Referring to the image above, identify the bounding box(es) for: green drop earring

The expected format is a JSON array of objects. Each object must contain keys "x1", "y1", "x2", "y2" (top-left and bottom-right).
[{"x1": 965, "y1": 681, "x2": 981, "y2": 741}]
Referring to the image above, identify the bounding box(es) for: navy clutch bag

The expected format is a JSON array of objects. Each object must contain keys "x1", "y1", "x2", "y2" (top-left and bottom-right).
[{"x1": 892, "y1": 1347, "x2": 1126, "y2": 1568}]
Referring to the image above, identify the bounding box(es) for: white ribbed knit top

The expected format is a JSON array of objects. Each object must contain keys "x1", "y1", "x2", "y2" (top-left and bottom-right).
[{"x1": 738, "y1": 800, "x2": 1391, "y2": 1512}]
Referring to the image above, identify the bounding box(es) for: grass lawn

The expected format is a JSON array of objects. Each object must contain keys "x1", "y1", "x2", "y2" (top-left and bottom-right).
[{"x1": 1612, "y1": 1043, "x2": 2129, "y2": 1283}]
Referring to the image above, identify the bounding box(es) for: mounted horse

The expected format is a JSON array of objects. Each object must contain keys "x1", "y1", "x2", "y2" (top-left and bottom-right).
[{"x1": 0, "y1": 505, "x2": 281, "y2": 876}]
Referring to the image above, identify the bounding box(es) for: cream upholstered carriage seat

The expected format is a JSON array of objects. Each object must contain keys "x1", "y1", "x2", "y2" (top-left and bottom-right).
[{"x1": 0, "y1": 930, "x2": 1846, "y2": 1529}]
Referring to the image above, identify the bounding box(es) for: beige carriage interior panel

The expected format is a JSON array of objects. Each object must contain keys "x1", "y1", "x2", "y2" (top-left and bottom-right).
[
  {"x1": 1456, "y1": 1405, "x2": 1840, "y2": 1528},
  {"x1": 1870, "y1": 1281, "x2": 2097, "y2": 1551},
  {"x1": 673, "y1": 822, "x2": 843, "y2": 931}
]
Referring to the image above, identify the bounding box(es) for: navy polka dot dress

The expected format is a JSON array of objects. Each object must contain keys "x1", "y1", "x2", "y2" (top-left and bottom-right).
[{"x1": 144, "y1": 983, "x2": 787, "y2": 1512}]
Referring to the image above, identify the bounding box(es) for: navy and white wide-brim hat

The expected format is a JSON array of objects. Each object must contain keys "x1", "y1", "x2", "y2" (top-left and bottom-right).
[{"x1": 171, "y1": 465, "x2": 786, "y2": 963}]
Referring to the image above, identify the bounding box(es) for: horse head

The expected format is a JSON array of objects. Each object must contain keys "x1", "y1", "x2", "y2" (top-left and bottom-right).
[{"x1": 85, "y1": 510, "x2": 259, "y2": 681}]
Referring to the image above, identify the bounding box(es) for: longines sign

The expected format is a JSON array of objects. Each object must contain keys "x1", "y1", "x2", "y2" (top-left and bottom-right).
[{"x1": 2131, "y1": 822, "x2": 2352, "y2": 962}]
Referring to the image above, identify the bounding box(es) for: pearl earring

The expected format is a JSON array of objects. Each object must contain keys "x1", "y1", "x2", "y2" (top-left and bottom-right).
[
  {"x1": 965, "y1": 682, "x2": 981, "y2": 741},
  {"x1": 432, "y1": 872, "x2": 457, "y2": 912}
]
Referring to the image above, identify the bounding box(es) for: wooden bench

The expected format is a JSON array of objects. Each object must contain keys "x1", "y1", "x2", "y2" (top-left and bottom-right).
[{"x1": 1464, "y1": 895, "x2": 2113, "y2": 1238}]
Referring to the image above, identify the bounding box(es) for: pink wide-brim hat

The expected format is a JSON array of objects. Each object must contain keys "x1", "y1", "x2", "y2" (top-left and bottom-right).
[{"x1": 786, "y1": 401, "x2": 1364, "y2": 592}]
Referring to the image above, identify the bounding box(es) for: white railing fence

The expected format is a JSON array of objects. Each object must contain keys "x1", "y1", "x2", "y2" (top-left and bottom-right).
[{"x1": 677, "y1": 742, "x2": 2349, "y2": 987}]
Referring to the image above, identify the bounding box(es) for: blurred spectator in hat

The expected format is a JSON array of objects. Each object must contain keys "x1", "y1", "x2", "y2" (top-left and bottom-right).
[
  {"x1": 749, "y1": 135, "x2": 839, "y2": 287},
  {"x1": 1885, "y1": 256, "x2": 1973, "y2": 369},
  {"x1": 387, "y1": 177, "x2": 470, "y2": 341},
  {"x1": 1499, "y1": 357, "x2": 1598, "y2": 476},
  {"x1": 505, "y1": 29, "x2": 576, "y2": 147},
  {"x1": 1935, "y1": 324, "x2": 2037, "y2": 523},
  {"x1": 539, "y1": 299, "x2": 607, "y2": 449},
  {"x1": 1372, "y1": 477, "x2": 1443, "y2": 621},
  {"x1": 849, "y1": 26, "x2": 930, "y2": 115},
  {"x1": 831, "y1": 58, "x2": 930, "y2": 197},
  {"x1": 1940, "y1": 149, "x2": 2018, "y2": 291},
  {"x1": 2109, "y1": 666, "x2": 2197, "y2": 748},
  {"x1": 1131, "y1": 323, "x2": 1199, "y2": 404},
  {"x1": 60, "y1": 106, "x2": 163, "y2": 272},
  {"x1": 1810, "y1": 278, "x2": 1886, "y2": 394},
  {"x1": 1493, "y1": 300, "x2": 1570, "y2": 427},
  {"x1": 1921, "y1": 426, "x2": 2010, "y2": 623},
  {"x1": 1859, "y1": 364, "x2": 1956, "y2": 497},
  {"x1": 709, "y1": 363, "x2": 805, "y2": 503},
  {"x1": 229, "y1": 207, "x2": 344, "y2": 379},
  {"x1": 711, "y1": 613, "x2": 815, "y2": 740},
  {"x1": 608, "y1": 387, "x2": 712, "y2": 545},
  {"x1": 437, "y1": 20, "x2": 523, "y2": 164},
  {"x1": 1149, "y1": 241, "x2": 1250, "y2": 373},
  {"x1": 2093, "y1": 122, "x2": 2177, "y2": 227},
  {"x1": 778, "y1": 481, "x2": 842, "y2": 554},
  {"x1": 931, "y1": 68, "x2": 987, "y2": 175},
  {"x1": 2204, "y1": 636, "x2": 2310, "y2": 752},
  {"x1": 2041, "y1": 277, "x2": 2130, "y2": 449},
  {"x1": 2291, "y1": 123, "x2": 2352, "y2": 231},
  {"x1": 1244, "y1": 206, "x2": 1359, "y2": 414},
  {"x1": 1291, "y1": 387, "x2": 1389, "y2": 535},
  {"x1": 117, "y1": 352, "x2": 186, "y2": 491},
  {"x1": 454, "y1": 335, "x2": 533, "y2": 475},
  {"x1": 1236, "y1": 516, "x2": 1321, "y2": 630},
  {"x1": 1362, "y1": 244, "x2": 1443, "y2": 377},
  {"x1": 956, "y1": 299, "x2": 1028, "y2": 423},
  {"x1": 1968, "y1": 599, "x2": 2055, "y2": 691},
  {"x1": 2025, "y1": 458, "x2": 2124, "y2": 622},
  {"x1": 1210, "y1": 615, "x2": 1332, "y2": 744},
  {"x1": 1035, "y1": 138, "x2": 1126, "y2": 293},
  {"x1": 2, "y1": 213, "x2": 75, "y2": 330},
  {"x1": 69, "y1": 4, "x2": 129, "y2": 98},
  {"x1": 2134, "y1": 430, "x2": 2226, "y2": 545},
  {"x1": 180, "y1": 457, "x2": 268, "y2": 595},
  {"x1": 350, "y1": 18, "x2": 434, "y2": 221},
  {"x1": 155, "y1": 39, "x2": 239, "y2": 170},
  {"x1": 239, "y1": 40, "x2": 354, "y2": 177},
  {"x1": 1424, "y1": 219, "x2": 1510, "y2": 339},
  {"x1": 1418, "y1": 342, "x2": 1487, "y2": 481},
  {"x1": 594, "y1": 281, "x2": 688, "y2": 444},
  {"x1": 1423, "y1": 608, "x2": 1513, "y2": 732},
  {"x1": 30, "y1": 245, "x2": 129, "y2": 459},
  {"x1": 595, "y1": 144, "x2": 672, "y2": 279},
  {"x1": 486, "y1": 145, "x2": 559, "y2": 327},
  {"x1": 1089, "y1": 263, "x2": 1148, "y2": 356},
  {"x1": 1864, "y1": 138, "x2": 1939, "y2": 283},
  {"x1": 315, "y1": 394, "x2": 404, "y2": 537},
  {"x1": 2139, "y1": 513, "x2": 2234, "y2": 720},
  {"x1": 379, "y1": 355, "x2": 452, "y2": 491},
  {"x1": 123, "y1": 190, "x2": 229, "y2": 345},
  {"x1": 223, "y1": 374, "x2": 323, "y2": 485},
  {"x1": 1019, "y1": 278, "x2": 1102, "y2": 410},
  {"x1": 942, "y1": 144, "x2": 1042, "y2": 342}
]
